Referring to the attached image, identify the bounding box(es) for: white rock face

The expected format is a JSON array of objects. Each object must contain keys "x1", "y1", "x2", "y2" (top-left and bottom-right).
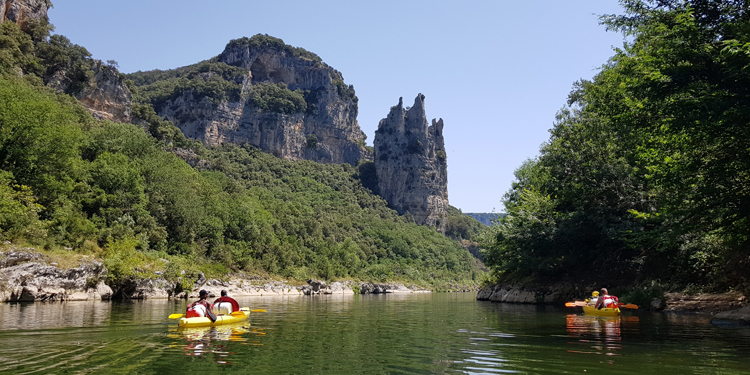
[{"x1": 373, "y1": 94, "x2": 449, "y2": 231}]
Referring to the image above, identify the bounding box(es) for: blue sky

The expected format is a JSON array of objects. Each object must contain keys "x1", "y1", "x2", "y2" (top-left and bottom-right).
[{"x1": 49, "y1": 1, "x2": 625, "y2": 213}]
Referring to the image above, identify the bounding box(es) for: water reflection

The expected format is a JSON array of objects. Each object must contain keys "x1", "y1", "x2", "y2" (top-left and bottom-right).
[
  {"x1": 0, "y1": 301, "x2": 112, "y2": 330},
  {"x1": 565, "y1": 314, "x2": 640, "y2": 357},
  {"x1": 167, "y1": 323, "x2": 267, "y2": 365}
]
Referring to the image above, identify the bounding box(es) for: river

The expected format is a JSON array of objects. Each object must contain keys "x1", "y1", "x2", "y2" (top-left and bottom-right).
[{"x1": 0, "y1": 292, "x2": 747, "y2": 374}]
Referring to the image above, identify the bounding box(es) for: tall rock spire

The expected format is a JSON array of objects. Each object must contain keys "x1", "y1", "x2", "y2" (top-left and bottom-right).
[{"x1": 373, "y1": 94, "x2": 449, "y2": 232}]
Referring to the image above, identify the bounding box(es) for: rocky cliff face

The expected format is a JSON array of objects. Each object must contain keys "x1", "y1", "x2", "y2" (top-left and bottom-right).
[
  {"x1": 373, "y1": 94, "x2": 449, "y2": 231},
  {"x1": 0, "y1": 248, "x2": 113, "y2": 302},
  {"x1": 0, "y1": 0, "x2": 48, "y2": 26},
  {"x1": 47, "y1": 60, "x2": 133, "y2": 123},
  {"x1": 75, "y1": 61, "x2": 132, "y2": 123},
  {"x1": 154, "y1": 36, "x2": 370, "y2": 165},
  {"x1": 1, "y1": 0, "x2": 132, "y2": 123}
]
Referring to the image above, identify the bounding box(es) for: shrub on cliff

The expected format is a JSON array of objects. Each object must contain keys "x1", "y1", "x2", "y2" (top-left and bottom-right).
[
  {"x1": 224, "y1": 34, "x2": 323, "y2": 63},
  {"x1": 249, "y1": 82, "x2": 307, "y2": 114},
  {"x1": 126, "y1": 60, "x2": 246, "y2": 110}
]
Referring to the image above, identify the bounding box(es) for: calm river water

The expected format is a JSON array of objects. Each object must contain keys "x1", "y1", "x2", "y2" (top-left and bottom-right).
[{"x1": 0, "y1": 292, "x2": 748, "y2": 374}]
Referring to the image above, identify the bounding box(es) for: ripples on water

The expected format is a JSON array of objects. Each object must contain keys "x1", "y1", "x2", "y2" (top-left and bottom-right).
[{"x1": 0, "y1": 293, "x2": 748, "y2": 374}]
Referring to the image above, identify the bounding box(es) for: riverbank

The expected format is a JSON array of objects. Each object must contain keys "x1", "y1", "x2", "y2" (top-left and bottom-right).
[
  {"x1": 0, "y1": 247, "x2": 437, "y2": 302},
  {"x1": 476, "y1": 283, "x2": 748, "y2": 317}
]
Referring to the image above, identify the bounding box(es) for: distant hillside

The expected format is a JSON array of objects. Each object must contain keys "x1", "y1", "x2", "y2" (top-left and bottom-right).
[
  {"x1": 0, "y1": 6, "x2": 485, "y2": 288},
  {"x1": 465, "y1": 213, "x2": 504, "y2": 226}
]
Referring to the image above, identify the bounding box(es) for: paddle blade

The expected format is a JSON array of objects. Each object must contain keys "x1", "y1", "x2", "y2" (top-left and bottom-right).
[
  {"x1": 565, "y1": 301, "x2": 586, "y2": 307},
  {"x1": 251, "y1": 309, "x2": 267, "y2": 313},
  {"x1": 231, "y1": 310, "x2": 246, "y2": 317},
  {"x1": 620, "y1": 303, "x2": 639, "y2": 310},
  {"x1": 168, "y1": 314, "x2": 184, "y2": 319}
]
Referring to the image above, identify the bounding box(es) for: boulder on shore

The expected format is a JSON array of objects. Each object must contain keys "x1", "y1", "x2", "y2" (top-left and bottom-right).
[
  {"x1": 476, "y1": 283, "x2": 578, "y2": 304},
  {"x1": 0, "y1": 248, "x2": 112, "y2": 302},
  {"x1": 711, "y1": 305, "x2": 750, "y2": 325}
]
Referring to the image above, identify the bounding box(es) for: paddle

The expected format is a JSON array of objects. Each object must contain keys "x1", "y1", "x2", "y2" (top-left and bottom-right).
[
  {"x1": 168, "y1": 313, "x2": 184, "y2": 319},
  {"x1": 618, "y1": 303, "x2": 639, "y2": 310},
  {"x1": 565, "y1": 301, "x2": 586, "y2": 307},
  {"x1": 207, "y1": 308, "x2": 217, "y2": 322}
]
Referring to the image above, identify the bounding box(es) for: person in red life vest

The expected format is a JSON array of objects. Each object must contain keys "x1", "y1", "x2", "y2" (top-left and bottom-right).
[
  {"x1": 212, "y1": 290, "x2": 240, "y2": 315},
  {"x1": 186, "y1": 289, "x2": 215, "y2": 318},
  {"x1": 595, "y1": 288, "x2": 619, "y2": 310}
]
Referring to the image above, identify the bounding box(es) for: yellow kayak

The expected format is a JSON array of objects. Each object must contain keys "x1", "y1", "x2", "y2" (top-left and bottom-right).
[
  {"x1": 583, "y1": 305, "x2": 620, "y2": 316},
  {"x1": 178, "y1": 308, "x2": 250, "y2": 328}
]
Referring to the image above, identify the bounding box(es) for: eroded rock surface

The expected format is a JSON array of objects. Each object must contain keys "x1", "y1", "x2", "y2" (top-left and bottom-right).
[
  {"x1": 154, "y1": 36, "x2": 370, "y2": 165},
  {"x1": 0, "y1": 0, "x2": 48, "y2": 26},
  {"x1": 373, "y1": 95, "x2": 449, "y2": 231},
  {"x1": 0, "y1": 249, "x2": 112, "y2": 302},
  {"x1": 663, "y1": 292, "x2": 746, "y2": 312},
  {"x1": 75, "y1": 60, "x2": 132, "y2": 123},
  {"x1": 476, "y1": 283, "x2": 578, "y2": 304},
  {"x1": 712, "y1": 305, "x2": 750, "y2": 325}
]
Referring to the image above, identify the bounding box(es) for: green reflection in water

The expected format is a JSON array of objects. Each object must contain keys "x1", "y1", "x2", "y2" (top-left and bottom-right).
[{"x1": 0, "y1": 293, "x2": 748, "y2": 374}]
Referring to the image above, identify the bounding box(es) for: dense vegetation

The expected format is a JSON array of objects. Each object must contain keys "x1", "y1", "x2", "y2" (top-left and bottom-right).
[
  {"x1": 222, "y1": 34, "x2": 323, "y2": 63},
  {"x1": 249, "y1": 82, "x2": 307, "y2": 114},
  {"x1": 482, "y1": 0, "x2": 750, "y2": 294},
  {"x1": 0, "y1": 18, "x2": 482, "y2": 289},
  {"x1": 125, "y1": 60, "x2": 247, "y2": 110}
]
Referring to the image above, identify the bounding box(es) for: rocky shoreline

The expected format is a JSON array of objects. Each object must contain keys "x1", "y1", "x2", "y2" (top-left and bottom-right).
[
  {"x1": 477, "y1": 283, "x2": 749, "y2": 325},
  {"x1": 0, "y1": 247, "x2": 431, "y2": 303}
]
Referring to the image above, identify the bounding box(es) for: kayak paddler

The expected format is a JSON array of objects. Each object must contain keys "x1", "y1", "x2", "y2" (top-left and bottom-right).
[
  {"x1": 186, "y1": 289, "x2": 217, "y2": 321},
  {"x1": 212, "y1": 290, "x2": 240, "y2": 315},
  {"x1": 595, "y1": 288, "x2": 619, "y2": 310},
  {"x1": 586, "y1": 290, "x2": 599, "y2": 306}
]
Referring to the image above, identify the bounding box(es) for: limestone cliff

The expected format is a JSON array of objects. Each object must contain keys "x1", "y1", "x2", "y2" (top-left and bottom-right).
[
  {"x1": 143, "y1": 35, "x2": 370, "y2": 165},
  {"x1": 75, "y1": 61, "x2": 132, "y2": 123},
  {"x1": 1, "y1": 0, "x2": 132, "y2": 123},
  {"x1": 47, "y1": 60, "x2": 133, "y2": 123},
  {"x1": 373, "y1": 94, "x2": 449, "y2": 231},
  {"x1": 0, "y1": 0, "x2": 48, "y2": 26}
]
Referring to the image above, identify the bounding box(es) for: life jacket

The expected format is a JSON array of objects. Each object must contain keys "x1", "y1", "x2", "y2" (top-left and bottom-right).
[
  {"x1": 186, "y1": 300, "x2": 210, "y2": 318},
  {"x1": 212, "y1": 296, "x2": 240, "y2": 315},
  {"x1": 601, "y1": 295, "x2": 619, "y2": 308}
]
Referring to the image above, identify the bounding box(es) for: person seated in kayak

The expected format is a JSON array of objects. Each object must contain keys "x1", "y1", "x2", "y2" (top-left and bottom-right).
[
  {"x1": 186, "y1": 289, "x2": 215, "y2": 318},
  {"x1": 586, "y1": 291, "x2": 599, "y2": 306},
  {"x1": 212, "y1": 290, "x2": 240, "y2": 315},
  {"x1": 595, "y1": 288, "x2": 619, "y2": 310}
]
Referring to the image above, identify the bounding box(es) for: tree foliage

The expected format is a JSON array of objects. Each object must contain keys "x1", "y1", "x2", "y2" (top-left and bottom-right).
[
  {"x1": 483, "y1": 0, "x2": 750, "y2": 290},
  {"x1": 223, "y1": 34, "x2": 323, "y2": 63},
  {"x1": 249, "y1": 82, "x2": 307, "y2": 114},
  {"x1": 125, "y1": 60, "x2": 247, "y2": 111}
]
